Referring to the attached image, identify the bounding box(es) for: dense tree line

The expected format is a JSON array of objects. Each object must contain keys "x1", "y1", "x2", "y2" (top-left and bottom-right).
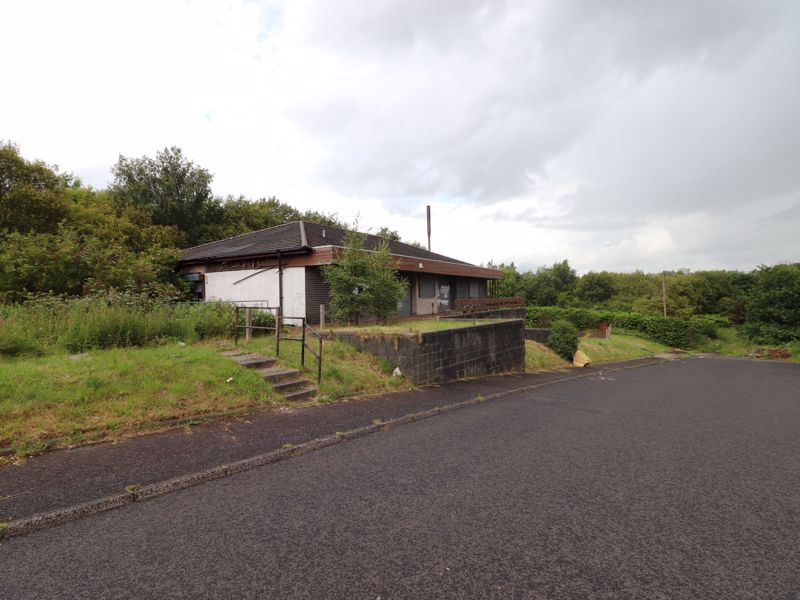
[
  {"x1": 0, "y1": 142, "x2": 343, "y2": 301},
  {"x1": 493, "y1": 260, "x2": 799, "y2": 344}
]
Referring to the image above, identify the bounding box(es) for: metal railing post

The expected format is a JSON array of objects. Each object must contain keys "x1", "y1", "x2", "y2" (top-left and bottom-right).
[
  {"x1": 234, "y1": 305, "x2": 240, "y2": 345},
  {"x1": 301, "y1": 319, "x2": 306, "y2": 368},
  {"x1": 275, "y1": 306, "x2": 281, "y2": 357},
  {"x1": 245, "y1": 307, "x2": 253, "y2": 343},
  {"x1": 317, "y1": 336, "x2": 323, "y2": 385}
]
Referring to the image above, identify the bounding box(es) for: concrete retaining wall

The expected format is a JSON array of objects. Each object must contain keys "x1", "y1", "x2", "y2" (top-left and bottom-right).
[
  {"x1": 335, "y1": 319, "x2": 525, "y2": 385},
  {"x1": 524, "y1": 328, "x2": 551, "y2": 343}
]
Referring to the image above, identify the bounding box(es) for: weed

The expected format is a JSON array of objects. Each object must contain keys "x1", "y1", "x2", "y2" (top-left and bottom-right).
[
  {"x1": 125, "y1": 484, "x2": 139, "y2": 494},
  {"x1": 0, "y1": 522, "x2": 7, "y2": 539},
  {"x1": 372, "y1": 418, "x2": 384, "y2": 426},
  {"x1": 335, "y1": 431, "x2": 347, "y2": 439},
  {"x1": 281, "y1": 443, "x2": 294, "y2": 449}
]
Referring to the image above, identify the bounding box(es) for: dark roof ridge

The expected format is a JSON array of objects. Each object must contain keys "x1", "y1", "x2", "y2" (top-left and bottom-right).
[{"x1": 181, "y1": 220, "x2": 301, "y2": 252}]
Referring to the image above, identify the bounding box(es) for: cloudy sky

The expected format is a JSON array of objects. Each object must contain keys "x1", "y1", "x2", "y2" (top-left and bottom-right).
[{"x1": 2, "y1": 0, "x2": 799, "y2": 273}]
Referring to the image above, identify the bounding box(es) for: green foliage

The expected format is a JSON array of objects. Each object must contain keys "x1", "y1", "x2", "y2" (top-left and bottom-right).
[
  {"x1": 546, "y1": 320, "x2": 579, "y2": 360},
  {"x1": 111, "y1": 146, "x2": 223, "y2": 247},
  {"x1": 0, "y1": 144, "x2": 185, "y2": 301},
  {"x1": 0, "y1": 141, "x2": 71, "y2": 234},
  {"x1": 575, "y1": 271, "x2": 615, "y2": 304},
  {"x1": 494, "y1": 260, "x2": 577, "y2": 306},
  {"x1": 375, "y1": 226, "x2": 401, "y2": 241},
  {"x1": 0, "y1": 294, "x2": 236, "y2": 356},
  {"x1": 214, "y1": 195, "x2": 344, "y2": 240},
  {"x1": 526, "y1": 306, "x2": 724, "y2": 349},
  {"x1": 321, "y1": 231, "x2": 406, "y2": 324},
  {"x1": 743, "y1": 264, "x2": 800, "y2": 344}
]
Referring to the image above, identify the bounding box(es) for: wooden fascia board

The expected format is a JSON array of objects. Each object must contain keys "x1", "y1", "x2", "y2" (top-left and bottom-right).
[{"x1": 321, "y1": 245, "x2": 502, "y2": 279}]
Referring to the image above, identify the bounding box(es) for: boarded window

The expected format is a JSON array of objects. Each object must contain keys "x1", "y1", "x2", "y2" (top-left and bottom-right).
[
  {"x1": 469, "y1": 279, "x2": 482, "y2": 298},
  {"x1": 419, "y1": 275, "x2": 436, "y2": 298}
]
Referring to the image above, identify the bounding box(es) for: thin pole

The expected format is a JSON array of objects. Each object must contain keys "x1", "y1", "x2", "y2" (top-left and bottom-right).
[
  {"x1": 317, "y1": 336, "x2": 323, "y2": 385},
  {"x1": 662, "y1": 273, "x2": 668, "y2": 317},
  {"x1": 275, "y1": 306, "x2": 281, "y2": 357},
  {"x1": 234, "y1": 305, "x2": 239, "y2": 345},
  {"x1": 300, "y1": 319, "x2": 306, "y2": 368}
]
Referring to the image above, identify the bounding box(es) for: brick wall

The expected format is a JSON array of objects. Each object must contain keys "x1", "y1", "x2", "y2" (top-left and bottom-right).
[{"x1": 334, "y1": 319, "x2": 525, "y2": 385}]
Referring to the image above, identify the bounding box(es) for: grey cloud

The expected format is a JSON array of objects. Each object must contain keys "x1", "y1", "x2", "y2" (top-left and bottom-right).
[{"x1": 278, "y1": 0, "x2": 798, "y2": 221}]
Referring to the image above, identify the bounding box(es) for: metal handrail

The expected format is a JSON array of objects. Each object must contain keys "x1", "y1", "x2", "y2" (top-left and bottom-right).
[
  {"x1": 281, "y1": 316, "x2": 324, "y2": 386},
  {"x1": 232, "y1": 305, "x2": 323, "y2": 385},
  {"x1": 233, "y1": 305, "x2": 281, "y2": 349}
]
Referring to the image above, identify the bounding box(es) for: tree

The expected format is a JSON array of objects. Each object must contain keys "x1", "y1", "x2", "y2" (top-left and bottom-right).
[
  {"x1": 743, "y1": 263, "x2": 800, "y2": 342},
  {"x1": 110, "y1": 147, "x2": 223, "y2": 246},
  {"x1": 576, "y1": 271, "x2": 615, "y2": 304},
  {"x1": 322, "y1": 231, "x2": 406, "y2": 324},
  {"x1": 376, "y1": 227, "x2": 401, "y2": 241},
  {"x1": 0, "y1": 141, "x2": 71, "y2": 234}
]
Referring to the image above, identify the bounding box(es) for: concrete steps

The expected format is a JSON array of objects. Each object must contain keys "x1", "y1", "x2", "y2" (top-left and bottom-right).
[{"x1": 222, "y1": 350, "x2": 317, "y2": 402}]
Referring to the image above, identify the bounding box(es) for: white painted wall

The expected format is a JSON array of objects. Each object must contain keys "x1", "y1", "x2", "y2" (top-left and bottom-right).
[{"x1": 204, "y1": 267, "x2": 306, "y2": 322}]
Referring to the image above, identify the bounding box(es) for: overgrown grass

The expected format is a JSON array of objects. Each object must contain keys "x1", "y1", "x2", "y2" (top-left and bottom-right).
[
  {"x1": 525, "y1": 341, "x2": 570, "y2": 372},
  {"x1": 697, "y1": 327, "x2": 800, "y2": 361},
  {"x1": 0, "y1": 294, "x2": 235, "y2": 356},
  {"x1": 579, "y1": 334, "x2": 670, "y2": 363},
  {"x1": 225, "y1": 334, "x2": 415, "y2": 401},
  {"x1": 0, "y1": 344, "x2": 281, "y2": 456},
  {"x1": 525, "y1": 332, "x2": 672, "y2": 372}
]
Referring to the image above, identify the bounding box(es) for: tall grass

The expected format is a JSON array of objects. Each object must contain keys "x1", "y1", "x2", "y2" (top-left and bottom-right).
[{"x1": 0, "y1": 292, "x2": 236, "y2": 356}]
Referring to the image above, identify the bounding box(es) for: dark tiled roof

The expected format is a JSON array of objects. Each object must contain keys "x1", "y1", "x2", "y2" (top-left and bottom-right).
[
  {"x1": 180, "y1": 222, "x2": 303, "y2": 262},
  {"x1": 302, "y1": 222, "x2": 471, "y2": 265},
  {"x1": 179, "y1": 221, "x2": 472, "y2": 266}
]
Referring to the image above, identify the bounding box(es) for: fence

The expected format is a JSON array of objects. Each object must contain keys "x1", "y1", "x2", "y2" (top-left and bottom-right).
[{"x1": 454, "y1": 297, "x2": 525, "y2": 313}]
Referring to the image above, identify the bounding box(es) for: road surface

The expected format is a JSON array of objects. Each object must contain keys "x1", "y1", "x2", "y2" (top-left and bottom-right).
[{"x1": 2, "y1": 357, "x2": 799, "y2": 599}]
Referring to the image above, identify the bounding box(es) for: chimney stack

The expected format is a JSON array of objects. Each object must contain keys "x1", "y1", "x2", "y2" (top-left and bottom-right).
[{"x1": 426, "y1": 205, "x2": 431, "y2": 251}]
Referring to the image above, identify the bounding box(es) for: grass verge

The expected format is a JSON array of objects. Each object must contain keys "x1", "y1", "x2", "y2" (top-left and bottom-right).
[
  {"x1": 579, "y1": 334, "x2": 670, "y2": 363},
  {"x1": 524, "y1": 341, "x2": 570, "y2": 372},
  {"x1": 0, "y1": 344, "x2": 281, "y2": 458},
  {"x1": 697, "y1": 327, "x2": 800, "y2": 362}
]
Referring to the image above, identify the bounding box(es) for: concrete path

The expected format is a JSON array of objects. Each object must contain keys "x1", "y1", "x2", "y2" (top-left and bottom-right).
[{"x1": 2, "y1": 356, "x2": 799, "y2": 599}]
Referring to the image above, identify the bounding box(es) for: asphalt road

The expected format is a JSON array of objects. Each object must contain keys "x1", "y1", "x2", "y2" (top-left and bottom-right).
[{"x1": 2, "y1": 357, "x2": 799, "y2": 599}]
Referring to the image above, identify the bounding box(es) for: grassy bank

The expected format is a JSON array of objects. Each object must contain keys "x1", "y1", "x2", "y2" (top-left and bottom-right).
[
  {"x1": 227, "y1": 334, "x2": 414, "y2": 402},
  {"x1": 525, "y1": 332, "x2": 671, "y2": 372},
  {"x1": 0, "y1": 344, "x2": 279, "y2": 457},
  {"x1": 0, "y1": 334, "x2": 415, "y2": 458},
  {"x1": 579, "y1": 334, "x2": 670, "y2": 363},
  {"x1": 524, "y1": 341, "x2": 570, "y2": 372}
]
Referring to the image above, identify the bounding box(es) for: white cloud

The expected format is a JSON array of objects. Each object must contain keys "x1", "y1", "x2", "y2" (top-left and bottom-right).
[{"x1": 1, "y1": 0, "x2": 798, "y2": 273}]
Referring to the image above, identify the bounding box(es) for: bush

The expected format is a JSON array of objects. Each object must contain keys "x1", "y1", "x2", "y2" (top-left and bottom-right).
[
  {"x1": 740, "y1": 322, "x2": 799, "y2": 345},
  {"x1": 526, "y1": 306, "x2": 714, "y2": 348},
  {"x1": 546, "y1": 319, "x2": 579, "y2": 361}
]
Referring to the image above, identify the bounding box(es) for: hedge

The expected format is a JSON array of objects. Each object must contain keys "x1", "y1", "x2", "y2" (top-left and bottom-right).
[{"x1": 526, "y1": 307, "x2": 728, "y2": 348}]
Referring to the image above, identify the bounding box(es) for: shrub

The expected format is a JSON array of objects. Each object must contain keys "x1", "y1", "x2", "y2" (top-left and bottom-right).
[
  {"x1": 546, "y1": 319, "x2": 579, "y2": 361},
  {"x1": 526, "y1": 306, "x2": 711, "y2": 348}
]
